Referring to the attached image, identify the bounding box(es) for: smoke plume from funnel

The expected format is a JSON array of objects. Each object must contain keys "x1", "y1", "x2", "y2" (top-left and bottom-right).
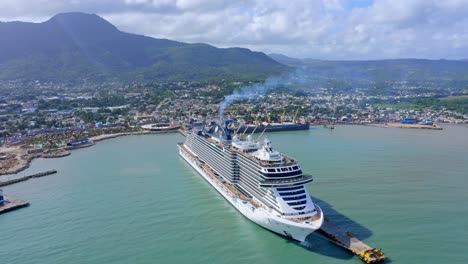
[{"x1": 218, "y1": 69, "x2": 309, "y2": 119}]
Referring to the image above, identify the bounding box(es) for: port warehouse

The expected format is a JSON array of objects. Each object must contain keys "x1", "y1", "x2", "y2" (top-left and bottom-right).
[
  {"x1": 400, "y1": 117, "x2": 433, "y2": 125},
  {"x1": 401, "y1": 118, "x2": 418, "y2": 124},
  {"x1": 66, "y1": 138, "x2": 90, "y2": 147}
]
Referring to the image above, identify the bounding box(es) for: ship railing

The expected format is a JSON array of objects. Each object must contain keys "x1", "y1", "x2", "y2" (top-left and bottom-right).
[
  {"x1": 204, "y1": 135, "x2": 232, "y2": 146},
  {"x1": 283, "y1": 209, "x2": 317, "y2": 218},
  {"x1": 259, "y1": 174, "x2": 313, "y2": 186},
  {"x1": 231, "y1": 149, "x2": 297, "y2": 167},
  {"x1": 229, "y1": 145, "x2": 298, "y2": 167},
  {"x1": 285, "y1": 207, "x2": 321, "y2": 223},
  {"x1": 251, "y1": 156, "x2": 297, "y2": 167},
  {"x1": 233, "y1": 185, "x2": 253, "y2": 200},
  {"x1": 201, "y1": 163, "x2": 253, "y2": 201}
]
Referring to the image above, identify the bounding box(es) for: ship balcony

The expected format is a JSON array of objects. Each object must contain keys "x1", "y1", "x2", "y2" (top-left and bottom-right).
[{"x1": 259, "y1": 174, "x2": 313, "y2": 187}]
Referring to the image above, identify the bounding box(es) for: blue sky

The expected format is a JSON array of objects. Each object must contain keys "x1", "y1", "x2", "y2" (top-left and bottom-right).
[
  {"x1": 1, "y1": 0, "x2": 468, "y2": 60},
  {"x1": 345, "y1": 0, "x2": 374, "y2": 9}
]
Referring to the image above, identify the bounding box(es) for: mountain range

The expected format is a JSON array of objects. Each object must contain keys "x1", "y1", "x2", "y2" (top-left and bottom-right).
[
  {"x1": 2, "y1": 12, "x2": 468, "y2": 87},
  {"x1": 0, "y1": 12, "x2": 287, "y2": 83},
  {"x1": 268, "y1": 53, "x2": 468, "y2": 83}
]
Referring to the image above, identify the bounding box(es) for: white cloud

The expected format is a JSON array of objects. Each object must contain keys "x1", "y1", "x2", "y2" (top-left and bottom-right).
[{"x1": 1, "y1": 0, "x2": 468, "y2": 59}]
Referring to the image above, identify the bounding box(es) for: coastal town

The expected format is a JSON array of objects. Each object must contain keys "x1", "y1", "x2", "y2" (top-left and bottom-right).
[
  {"x1": 2, "y1": 4, "x2": 468, "y2": 264},
  {"x1": 1, "y1": 79, "x2": 467, "y2": 175}
]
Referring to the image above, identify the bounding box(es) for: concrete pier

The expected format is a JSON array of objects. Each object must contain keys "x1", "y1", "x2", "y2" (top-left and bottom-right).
[
  {"x1": 319, "y1": 217, "x2": 387, "y2": 263},
  {"x1": 0, "y1": 193, "x2": 29, "y2": 214},
  {"x1": 0, "y1": 170, "x2": 57, "y2": 187}
]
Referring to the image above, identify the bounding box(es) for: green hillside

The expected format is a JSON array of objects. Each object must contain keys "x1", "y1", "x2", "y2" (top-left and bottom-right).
[{"x1": 0, "y1": 12, "x2": 287, "y2": 83}]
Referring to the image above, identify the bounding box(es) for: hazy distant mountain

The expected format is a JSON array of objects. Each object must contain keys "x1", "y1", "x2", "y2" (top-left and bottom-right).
[
  {"x1": 268, "y1": 53, "x2": 468, "y2": 83},
  {"x1": 268, "y1": 53, "x2": 305, "y2": 66},
  {"x1": 0, "y1": 12, "x2": 287, "y2": 82}
]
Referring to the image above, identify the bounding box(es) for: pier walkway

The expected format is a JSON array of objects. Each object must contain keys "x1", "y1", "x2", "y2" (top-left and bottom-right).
[
  {"x1": 0, "y1": 170, "x2": 57, "y2": 187},
  {"x1": 319, "y1": 217, "x2": 386, "y2": 263},
  {"x1": 0, "y1": 197, "x2": 29, "y2": 214}
]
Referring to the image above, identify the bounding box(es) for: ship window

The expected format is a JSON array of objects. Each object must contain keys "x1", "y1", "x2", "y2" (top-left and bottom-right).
[
  {"x1": 281, "y1": 168, "x2": 288, "y2": 172},
  {"x1": 283, "y1": 195, "x2": 307, "y2": 201},
  {"x1": 277, "y1": 186, "x2": 303, "y2": 191},
  {"x1": 293, "y1": 166, "x2": 299, "y2": 170},
  {"x1": 279, "y1": 190, "x2": 305, "y2": 196},
  {"x1": 287, "y1": 200, "x2": 307, "y2": 206},
  {"x1": 267, "y1": 169, "x2": 275, "y2": 172},
  {"x1": 293, "y1": 206, "x2": 306, "y2": 210},
  {"x1": 263, "y1": 170, "x2": 302, "y2": 178}
]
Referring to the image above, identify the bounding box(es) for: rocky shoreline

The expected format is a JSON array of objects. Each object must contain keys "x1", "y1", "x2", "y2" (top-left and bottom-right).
[{"x1": 0, "y1": 150, "x2": 71, "y2": 176}]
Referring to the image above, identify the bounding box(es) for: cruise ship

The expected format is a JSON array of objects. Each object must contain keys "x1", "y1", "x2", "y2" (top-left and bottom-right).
[{"x1": 178, "y1": 121, "x2": 324, "y2": 242}]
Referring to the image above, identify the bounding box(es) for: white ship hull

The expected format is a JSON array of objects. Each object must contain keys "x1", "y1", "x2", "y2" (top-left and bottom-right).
[{"x1": 178, "y1": 144, "x2": 323, "y2": 242}]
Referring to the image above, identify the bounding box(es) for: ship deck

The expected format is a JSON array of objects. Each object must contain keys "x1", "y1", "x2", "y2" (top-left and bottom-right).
[
  {"x1": 202, "y1": 164, "x2": 257, "y2": 205},
  {"x1": 179, "y1": 143, "x2": 256, "y2": 205},
  {"x1": 288, "y1": 206, "x2": 323, "y2": 227},
  {"x1": 229, "y1": 145, "x2": 297, "y2": 167},
  {"x1": 203, "y1": 134, "x2": 298, "y2": 167}
]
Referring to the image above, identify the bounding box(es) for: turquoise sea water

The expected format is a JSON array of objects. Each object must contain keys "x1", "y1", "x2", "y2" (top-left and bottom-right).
[{"x1": 1, "y1": 125, "x2": 467, "y2": 264}]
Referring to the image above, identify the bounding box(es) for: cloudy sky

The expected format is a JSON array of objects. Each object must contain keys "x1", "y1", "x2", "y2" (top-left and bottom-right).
[{"x1": 1, "y1": 0, "x2": 468, "y2": 59}]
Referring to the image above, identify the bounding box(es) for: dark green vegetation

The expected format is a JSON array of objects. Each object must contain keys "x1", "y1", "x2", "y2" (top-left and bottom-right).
[
  {"x1": 269, "y1": 53, "x2": 468, "y2": 82},
  {"x1": 367, "y1": 96, "x2": 468, "y2": 114},
  {"x1": 0, "y1": 12, "x2": 286, "y2": 83}
]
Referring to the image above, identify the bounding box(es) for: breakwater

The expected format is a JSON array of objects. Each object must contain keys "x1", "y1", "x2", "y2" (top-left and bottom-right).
[{"x1": 0, "y1": 170, "x2": 57, "y2": 187}]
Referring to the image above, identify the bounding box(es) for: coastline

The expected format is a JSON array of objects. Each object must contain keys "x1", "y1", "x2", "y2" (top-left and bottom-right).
[
  {"x1": 314, "y1": 122, "x2": 445, "y2": 130},
  {"x1": 88, "y1": 130, "x2": 177, "y2": 142},
  {"x1": 0, "y1": 122, "x2": 452, "y2": 176},
  {"x1": 0, "y1": 129, "x2": 181, "y2": 176},
  {"x1": 364, "y1": 122, "x2": 443, "y2": 130}
]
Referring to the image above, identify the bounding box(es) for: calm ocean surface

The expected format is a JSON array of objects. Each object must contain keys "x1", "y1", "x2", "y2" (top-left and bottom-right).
[{"x1": 1, "y1": 125, "x2": 467, "y2": 264}]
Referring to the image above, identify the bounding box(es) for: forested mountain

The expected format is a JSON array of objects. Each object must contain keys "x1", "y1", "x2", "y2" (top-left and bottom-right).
[
  {"x1": 0, "y1": 12, "x2": 287, "y2": 82},
  {"x1": 269, "y1": 53, "x2": 468, "y2": 83}
]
